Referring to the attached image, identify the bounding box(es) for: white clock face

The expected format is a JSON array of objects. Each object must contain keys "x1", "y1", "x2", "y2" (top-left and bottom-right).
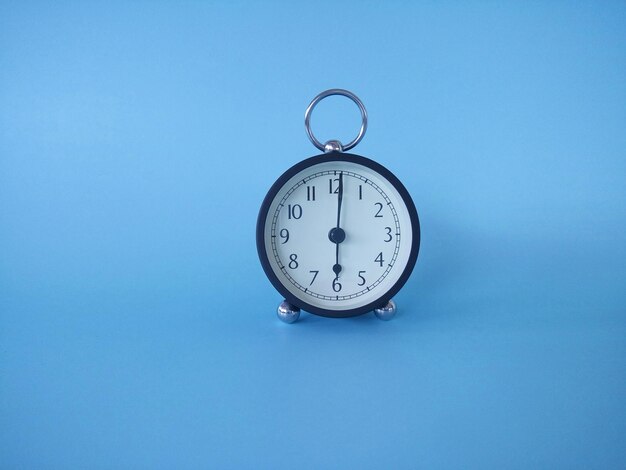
[{"x1": 260, "y1": 157, "x2": 417, "y2": 314}]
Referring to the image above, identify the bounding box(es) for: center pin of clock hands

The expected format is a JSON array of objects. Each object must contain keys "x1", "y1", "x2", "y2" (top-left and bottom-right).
[{"x1": 328, "y1": 172, "x2": 346, "y2": 279}]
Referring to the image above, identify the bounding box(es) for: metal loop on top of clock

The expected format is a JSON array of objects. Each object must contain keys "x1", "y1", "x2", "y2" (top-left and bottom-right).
[{"x1": 304, "y1": 89, "x2": 368, "y2": 152}]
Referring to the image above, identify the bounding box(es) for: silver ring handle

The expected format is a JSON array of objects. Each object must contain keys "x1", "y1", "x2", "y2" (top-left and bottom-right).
[{"x1": 304, "y1": 89, "x2": 368, "y2": 152}]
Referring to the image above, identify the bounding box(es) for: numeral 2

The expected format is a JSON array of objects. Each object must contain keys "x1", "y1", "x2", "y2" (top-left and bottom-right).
[{"x1": 374, "y1": 202, "x2": 383, "y2": 218}]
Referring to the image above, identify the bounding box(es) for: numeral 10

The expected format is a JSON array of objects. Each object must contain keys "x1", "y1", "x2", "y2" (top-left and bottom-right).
[{"x1": 288, "y1": 204, "x2": 302, "y2": 219}]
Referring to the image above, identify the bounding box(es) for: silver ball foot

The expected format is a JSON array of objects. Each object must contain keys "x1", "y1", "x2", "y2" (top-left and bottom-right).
[
  {"x1": 374, "y1": 299, "x2": 396, "y2": 321},
  {"x1": 277, "y1": 301, "x2": 300, "y2": 324}
]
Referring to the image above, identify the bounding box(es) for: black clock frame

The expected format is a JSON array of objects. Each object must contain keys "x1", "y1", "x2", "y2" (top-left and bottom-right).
[{"x1": 256, "y1": 151, "x2": 420, "y2": 318}]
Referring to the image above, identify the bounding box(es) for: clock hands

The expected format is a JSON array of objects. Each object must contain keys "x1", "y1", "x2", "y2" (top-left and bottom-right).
[{"x1": 328, "y1": 172, "x2": 346, "y2": 279}]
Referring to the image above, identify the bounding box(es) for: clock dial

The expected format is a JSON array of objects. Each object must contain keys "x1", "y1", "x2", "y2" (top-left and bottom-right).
[{"x1": 258, "y1": 152, "x2": 420, "y2": 317}]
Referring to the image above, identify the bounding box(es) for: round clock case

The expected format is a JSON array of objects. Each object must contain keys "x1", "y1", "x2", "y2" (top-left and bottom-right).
[{"x1": 257, "y1": 151, "x2": 420, "y2": 318}]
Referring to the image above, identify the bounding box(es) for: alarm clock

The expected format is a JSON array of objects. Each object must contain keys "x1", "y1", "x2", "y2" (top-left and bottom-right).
[{"x1": 256, "y1": 89, "x2": 420, "y2": 322}]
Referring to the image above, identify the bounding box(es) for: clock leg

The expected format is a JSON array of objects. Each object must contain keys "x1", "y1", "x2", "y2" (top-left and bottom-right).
[
  {"x1": 277, "y1": 300, "x2": 300, "y2": 324},
  {"x1": 374, "y1": 299, "x2": 396, "y2": 321}
]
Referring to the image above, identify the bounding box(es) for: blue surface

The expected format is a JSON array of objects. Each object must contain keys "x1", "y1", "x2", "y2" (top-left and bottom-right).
[{"x1": 1, "y1": 2, "x2": 625, "y2": 468}]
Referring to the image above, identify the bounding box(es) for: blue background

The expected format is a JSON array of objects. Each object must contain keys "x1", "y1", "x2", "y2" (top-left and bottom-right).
[{"x1": 1, "y1": 1, "x2": 625, "y2": 468}]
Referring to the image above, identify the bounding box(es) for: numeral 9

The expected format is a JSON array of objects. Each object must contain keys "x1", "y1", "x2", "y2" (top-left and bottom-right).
[{"x1": 279, "y1": 228, "x2": 289, "y2": 244}]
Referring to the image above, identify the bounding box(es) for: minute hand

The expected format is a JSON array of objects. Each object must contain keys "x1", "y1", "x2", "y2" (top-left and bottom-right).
[
  {"x1": 333, "y1": 172, "x2": 344, "y2": 278},
  {"x1": 336, "y1": 171, "x2": 344, "y2": 228}
]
